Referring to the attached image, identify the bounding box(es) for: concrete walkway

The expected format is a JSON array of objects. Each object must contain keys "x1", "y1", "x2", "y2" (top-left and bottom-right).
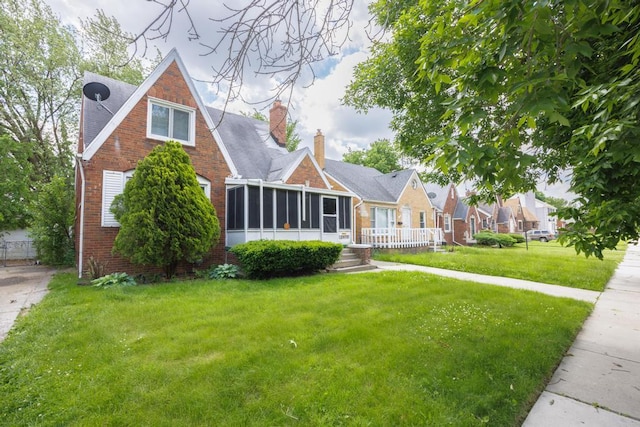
[
  {"x1": 0, "y1": 264, "x2": 55, "y2": 342},
  {"x1": 371, "y1": 245, "x2": 640, "y2": 426}
]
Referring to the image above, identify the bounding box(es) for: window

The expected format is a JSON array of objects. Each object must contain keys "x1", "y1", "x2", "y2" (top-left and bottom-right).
[
  {"x1": 419, "y1": 211, "x2": 426, "y2": 228},
  {"x1": 227, "y1": 186, "x2": 245, "y2": 230},
  {"x1": 444, "y1": 214, "x2": 451, "y2": 233},
  {"x1": 301, "y1": 193, "x2": 320, "y2": 229},
  {"x1": 482, "y1": 218, "x2": 488, "y2": 229},
  {"x1": 470, "y1": 216, "x2": 476, "y2": 236},
  {"x1": 339, "y1": 196, "x2": 351, "y2": 229},
  {"x1": 102, "y1": 170, "x2": 209, "y2": 227},
  {"x1": 370, "y1": 207, "x2": 396, "y2": 230},
  {"x1": 147, "y1": 99, "x2": 195, "y2": 145},
  {"x1": 518, "y1": 220, "x2": 523, "y2": 231},
  {"x1": 276, "y1": 190, "x2": 298, "y2": 228}
]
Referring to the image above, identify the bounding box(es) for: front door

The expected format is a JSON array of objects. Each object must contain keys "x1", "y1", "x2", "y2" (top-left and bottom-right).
[
  {"x1": 402, "y1": 207, "x2": 411, "y2": 240},
  {"x1": 322, "y1": 196, "x2": 338, "y2": 238}
]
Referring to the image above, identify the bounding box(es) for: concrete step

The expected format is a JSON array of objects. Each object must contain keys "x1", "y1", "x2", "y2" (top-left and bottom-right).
[
  {"x1": 327, "y1": 264, "x2": 378, "y2": 274},
  {"x1": 331, "y1": 259, "x2": 363, "y2": 269}
]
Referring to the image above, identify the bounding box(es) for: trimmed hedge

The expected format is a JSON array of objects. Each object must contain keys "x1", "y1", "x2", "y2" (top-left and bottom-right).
[
  {"x1": 474, "y1": 232, "x2": 516, "y2": 248},
  {"x1": 230, "y1": 240, "x2": 343, "y2": 279},
  {"x1": 509, "y1": 233, "x2": 526, "y2": 243}
]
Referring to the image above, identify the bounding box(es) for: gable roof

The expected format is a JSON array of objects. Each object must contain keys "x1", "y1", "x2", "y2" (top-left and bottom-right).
[
  {"x1": 324, "y1": 160, "x2": 422, "y2": 203},
  {"x1": 423, "y1": 182, "x2": 449, "y2": 211},
  {"x1": 80, "y1": 49, "x2": 237, "y2": 176}
]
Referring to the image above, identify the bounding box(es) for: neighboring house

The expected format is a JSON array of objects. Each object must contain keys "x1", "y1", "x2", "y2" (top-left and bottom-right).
[
  {"x1": 504, "y1": 195, "x2": 539, "y2": 233},
  {"x1": 75, "y1": 49, "x2": 354, "y2": 278},
  {"x1": 427, "y1": 183, "x2": 483, "y2": 246},
  {"x1": 322, "y1": 155, "x2": 441, "y2": 249},
  {"x1": 490, "y1": 196, "x2": 518, "y2": 234},
  {"x1": 508, "y1": 192, "x2": 559, "y2": 234}
]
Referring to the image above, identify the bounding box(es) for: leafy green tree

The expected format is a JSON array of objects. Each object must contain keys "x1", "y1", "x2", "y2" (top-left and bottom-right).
[
  {"x1": 112, "y1": 141, "x2": 220, "y2": 278},
  {"x1": 29, "y1": 175, "x2": 75, "y2": 265},
  {"x1": 0, "y1": 0, "x2": 81, "y2": 182},
  {"x1": 80, "y1": 9, "x2": 148, "y2": 85},
  {"x1": 242, "y1": 110, "x2": 302, "y2": 152},
  {"x1": 342, "y1": 139, "x2": 402, "y2": 174},
  {"x1": 0, "y1": 135, "x2": 32, "y2": 232},
  {"x1": 345, "y1": 0, "x2": 640, "y2": 258}
]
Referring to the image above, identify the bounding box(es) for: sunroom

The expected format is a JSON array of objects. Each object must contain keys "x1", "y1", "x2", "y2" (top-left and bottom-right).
[{"x1": 225, "y1": 179, "x2": 354, "y2": 247}]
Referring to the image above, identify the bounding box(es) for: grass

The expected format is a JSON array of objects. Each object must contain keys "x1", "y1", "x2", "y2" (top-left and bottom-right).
[
  {"x1": 374, "y1": 240, "x2": 627, "y2": 291},
  {"x1": 1, "y1": 271, "x2": 591, "y2": 426}
]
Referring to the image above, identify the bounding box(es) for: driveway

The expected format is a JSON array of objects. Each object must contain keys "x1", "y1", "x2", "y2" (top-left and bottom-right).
[{"x1": 0, "y1": 265, "x2": 56, "y2": 342}]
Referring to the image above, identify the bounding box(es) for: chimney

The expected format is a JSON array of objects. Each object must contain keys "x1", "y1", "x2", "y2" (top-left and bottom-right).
[
  {"x1": 314, "y1": 129, "x2": 325, "y2": 169},
  {"x1": 269, "y1": 100, "x2": 287, "y2": 148}
]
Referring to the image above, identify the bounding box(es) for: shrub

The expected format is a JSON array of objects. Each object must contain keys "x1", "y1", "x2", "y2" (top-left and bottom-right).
[
  {"x1": 112, "y1": 141, "x2": 220, "y2": 279},
  {"x1": 230, "y1": 240, "x2": 342, "y2": 279},
  {"x1": 91, "y1": 272, "x2": 136, "y2": 288},
  {"x1": 210, "y1": 264, "x2": 239, "y2": 280},
  {"x1": 474, "y1": 232, "x2": 516, "y2": 248},
  {"x1": 509, "y1": 233, "x2": 525, "y2": 243}
]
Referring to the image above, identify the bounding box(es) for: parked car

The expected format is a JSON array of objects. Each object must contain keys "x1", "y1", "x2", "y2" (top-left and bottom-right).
[{"x1": 526, "y1": 230, "x2": 556, "y2": 242}]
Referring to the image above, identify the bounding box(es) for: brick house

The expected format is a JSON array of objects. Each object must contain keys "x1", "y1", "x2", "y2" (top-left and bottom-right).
[
  {"x1": 322, "y1": 150, "x2": 442, "y2": 249},
  {"x1": 75, "y1": 49, "x2": 354, "y2": 278}
]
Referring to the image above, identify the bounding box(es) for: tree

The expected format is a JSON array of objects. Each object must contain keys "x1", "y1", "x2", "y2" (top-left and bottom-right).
[
  {"x1": 112, "y1": 141, "x2": 220, "y2": 279},
  {"x1": 342, "y1": 139, "x2": 402, "y2": 174},
  {"x1": 29, "y1": 175, "x2": 75, "y2": 266},
  {"x1": 0, "y1": 135, "x2": 32, "y2": 232},
  {"x1": 242, "y1": 110, "x2": 302, "y2": 152},
  {"x1": 0, "y1": 0, "x2": 81, "y2": 183},
  {"x1": 79, "y1": 9, "x2": 148, "y2": 85},
  {"x1": 344, "y1": 0, "x2": 640, "y2": 258}
]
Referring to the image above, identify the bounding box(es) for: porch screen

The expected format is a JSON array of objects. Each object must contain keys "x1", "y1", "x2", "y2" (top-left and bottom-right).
[
  {"x1": 339, "y1": 196, "x2": 351, "y2": 229},
  {"x1": 248, "y1": 186, "x2": 260, "y2": 228},
  {"x1": 301, "y1": 193, "x2": 320, "y2": 229},
  {"x1": 227, "y1": 186, "x2": 244, "y2": 230},
  {"x1": 276, "y1": 190, "x2": 299, "y2": 228}
]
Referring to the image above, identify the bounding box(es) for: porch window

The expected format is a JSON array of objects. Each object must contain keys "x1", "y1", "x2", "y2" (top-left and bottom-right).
[
  {"x1": 248, "y1": 186, "x2": 260, "y2": 228},
  {"x1": 276, "y1": 190, "x2": 298, "y2": 228},
  {"x1": 147, "y1": 99, "x2": 195, "y2": 146},
  {"x1": 301, "y1": 193, "x2": 320, "y2": 229},
  {"x1": 339, "y1": 196, "x2": 351, "y2": 229},
  {"x1": 263, "y1": 188, "x2": 274, "y2": 228},
  {"x1": 227, "y1": 186, "x2": 244, "y2": 230},
  {"x1": 444, "y1": 214, "x2": 451, "y2": 232}
]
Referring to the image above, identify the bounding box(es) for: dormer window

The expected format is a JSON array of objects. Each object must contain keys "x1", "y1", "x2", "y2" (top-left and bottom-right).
[{"x1": 147, "y1": 98, "x2": 195, "y2": 146}]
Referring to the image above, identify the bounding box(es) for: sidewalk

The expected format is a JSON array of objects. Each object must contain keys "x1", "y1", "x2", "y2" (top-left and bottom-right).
[
  {"x1": 523, "y1": 244, "x2": 640, "y2": 426},
  {"x1": 371, "y1": 245, "x2": 640, "y2": 426},
  {"x1": 0, "y1": 264, "x2": 54, "y2": 342}
]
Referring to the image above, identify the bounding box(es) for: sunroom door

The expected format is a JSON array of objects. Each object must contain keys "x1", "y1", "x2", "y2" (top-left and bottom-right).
[{"x1": 322, "y1": 196, "x2": 337, "y2": 238}]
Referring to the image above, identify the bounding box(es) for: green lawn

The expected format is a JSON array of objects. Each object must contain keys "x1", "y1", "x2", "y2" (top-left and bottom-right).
[
  {"x1": 375, "y1": 240, "x2": 627, "y2": 291},
  {"x1": 1, "y1": 272, "x2": 591, "y2": 426}
]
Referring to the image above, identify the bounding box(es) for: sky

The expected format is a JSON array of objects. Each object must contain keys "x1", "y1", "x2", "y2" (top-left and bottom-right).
[
  {"x1": 48, "y1": 0, "x2": 573, "y2": 199},
  {"x1": 48, "y1": 0, "x2": 393, "y2": 162}
]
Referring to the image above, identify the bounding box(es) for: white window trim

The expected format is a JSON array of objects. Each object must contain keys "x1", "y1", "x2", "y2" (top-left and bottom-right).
[
  {"x1": 147, "y1": 97, "x2": 196, "y2": 146},
  {"x1": 444, "y1": 214, "x2": 451, "y2": 233},
  {"x1": 102, "y1": 169, "x2": 210, "y2": 227}
]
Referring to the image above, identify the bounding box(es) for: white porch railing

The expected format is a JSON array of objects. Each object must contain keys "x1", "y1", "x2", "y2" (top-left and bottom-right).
[{"x1": 361, "y1": 228, "x2": 444, "y2": 249}]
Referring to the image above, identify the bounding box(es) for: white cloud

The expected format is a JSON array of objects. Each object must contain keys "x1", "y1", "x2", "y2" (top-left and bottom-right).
[{"x1": 48, "y1": 0, "x2": 392, "y2": 162}]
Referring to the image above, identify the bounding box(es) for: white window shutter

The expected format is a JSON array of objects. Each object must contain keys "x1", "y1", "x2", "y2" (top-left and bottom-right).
[{"x1": 102, "y1": 170, "x2": 124, "y2": 227}]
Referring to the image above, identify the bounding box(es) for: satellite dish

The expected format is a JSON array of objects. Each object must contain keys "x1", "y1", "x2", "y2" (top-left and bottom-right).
[
  {"x1": 82, "y1": 82, "x2": 113, "y2": 115},
  {"x1": 83, "y1": 82, "x2": 111, "y2": 102},
  {"x1": 428, "y1": 192, "x2": 437, "y2": 199}
]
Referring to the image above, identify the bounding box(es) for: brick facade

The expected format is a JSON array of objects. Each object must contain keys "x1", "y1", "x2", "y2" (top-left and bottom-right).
[{"x1": 76, "y1": 61, "x2": 231, "y2": 278}]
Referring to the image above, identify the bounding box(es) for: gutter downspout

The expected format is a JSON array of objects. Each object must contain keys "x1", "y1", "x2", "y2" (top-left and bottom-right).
[
  {"x1": 75, "y1": 155, "x2": 86, "y2": 278},
  {"x1": 353, "y1": 199, "x2": 364, "y2": 244}
]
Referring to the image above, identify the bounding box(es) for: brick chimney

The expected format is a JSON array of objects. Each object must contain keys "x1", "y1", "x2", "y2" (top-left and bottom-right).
[
  {"x1": 269, "y1": 100, "x2": 287, "y2": 148},
  {"x1": 314, "y1": 129, "x2": 325, "y2": 169}
]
